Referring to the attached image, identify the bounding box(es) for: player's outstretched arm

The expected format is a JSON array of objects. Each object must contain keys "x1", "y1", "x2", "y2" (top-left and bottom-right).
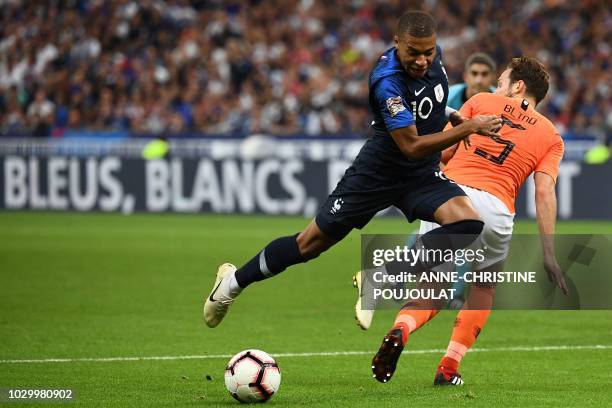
[
  {"x1": 534, "y1": 171, "x2": 568, "y2": 295},
  {"x1": 440, "y1": 143, "x2": 459, "y2": 165},
  {"x1": 390, "y1": 115, "x2": 501, "y2": 159},
  {"x1": 444, "y1": 108, "x2": 473, "y2": 151},
  {"x1": 446, "y1": 108, "x2": 465, "y2": 127}
]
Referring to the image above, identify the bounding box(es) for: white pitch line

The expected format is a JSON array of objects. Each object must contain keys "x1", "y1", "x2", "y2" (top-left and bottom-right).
[{"x1": 1, "y1": 344, "x2": 611, "y2": 364}]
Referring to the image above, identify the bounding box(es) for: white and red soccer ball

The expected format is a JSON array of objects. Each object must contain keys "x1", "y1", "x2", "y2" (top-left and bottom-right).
[{"x1": 224, "y1": 349, "x2": 281, "y2": 403}]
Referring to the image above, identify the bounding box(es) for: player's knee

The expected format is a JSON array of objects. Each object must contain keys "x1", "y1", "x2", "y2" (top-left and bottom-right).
[
  {"x1": 435, "y1": 196, "x2": 481, "y2": 225},
  {"x1": 298, "y1": 245, "x2": 322, "y2": 261},
  {"x1": 296, "y1": 233, "x2": 330, "y2": 260},
  {"x1": 296, "y1": 220, "x2": 338, "y2": 260},
  {"x1": 300, "y1": 245, "x2": 328, "y2": 261}
]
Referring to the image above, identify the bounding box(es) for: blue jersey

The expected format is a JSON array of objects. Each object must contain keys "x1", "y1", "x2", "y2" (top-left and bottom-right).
[{"x1": 355, "y1": 46, "x2": 449, "y2": 176}]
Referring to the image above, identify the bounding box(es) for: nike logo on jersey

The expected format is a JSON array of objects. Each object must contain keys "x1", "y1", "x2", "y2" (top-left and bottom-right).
[{"x1": 415, "y1": 86, "x2": 426, "y2": 96}]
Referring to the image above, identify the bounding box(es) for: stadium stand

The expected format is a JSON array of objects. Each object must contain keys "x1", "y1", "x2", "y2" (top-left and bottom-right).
[{"x1": 0, "y1": 0, "x2": 609, "y2": 144}]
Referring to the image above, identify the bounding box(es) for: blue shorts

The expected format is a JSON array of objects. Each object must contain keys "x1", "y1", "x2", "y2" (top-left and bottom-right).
[{"x1": 315, "y1": 164, "x2": 466, "y2": 241}]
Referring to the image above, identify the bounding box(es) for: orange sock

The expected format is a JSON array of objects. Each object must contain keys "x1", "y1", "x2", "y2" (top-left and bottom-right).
[
  {"x1": 393, "y1": 308, "x2": 439, "y2": 345},
  {"x1": 438, "y1": 356, "x2": 459, "y2": 376},
  {"x1": 439, "y1": 309, "x2": 490, "y2": 373}
]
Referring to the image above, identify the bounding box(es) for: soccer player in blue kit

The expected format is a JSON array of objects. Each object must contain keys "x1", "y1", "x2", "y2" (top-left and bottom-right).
[{"x1": 203, "y1": 11, "x2": 502, "y2": 329}]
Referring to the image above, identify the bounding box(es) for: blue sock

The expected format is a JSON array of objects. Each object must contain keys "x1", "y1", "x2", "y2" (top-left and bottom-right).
[
  {"x1": 234, "y1": 234, "x2": 305, "y2": 288},
  {"x1": 386, "y1": 219, "x2": 483, "y2": 276}
]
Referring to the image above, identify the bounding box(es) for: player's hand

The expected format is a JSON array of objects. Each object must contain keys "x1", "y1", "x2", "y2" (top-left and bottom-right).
[
  {"x1": 449, "y1": 111, "x2": 465, "y2": 127},
  {"x1": 543, "y1": 256, "x2": 569, "y2": 295},
  {"x1": 469, "y1": 115, "x2": 502, "y2": 137},
  {"x1": 450, "y1": 112, "x2": 471, "y2": 149}
]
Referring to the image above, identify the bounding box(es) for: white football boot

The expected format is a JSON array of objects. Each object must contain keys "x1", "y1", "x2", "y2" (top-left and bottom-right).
[
  {"x1": 353, "y1": 270, "x2": 375, "y2": 330},
  {"x1": 204, "y1": 263, "x2": 239, "y2": 328}
]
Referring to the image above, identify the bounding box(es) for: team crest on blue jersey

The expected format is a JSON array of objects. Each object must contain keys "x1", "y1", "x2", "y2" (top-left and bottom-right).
[
  {"x1": 386, "y1": 96, "x2": 406, "y2": 117},
  {"x1": 434, "y1": 84, "x2": 445, "y2": 103}
]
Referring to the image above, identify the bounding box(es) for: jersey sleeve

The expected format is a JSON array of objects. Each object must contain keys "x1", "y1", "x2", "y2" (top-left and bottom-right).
[
  {"x1": 535, "y1": 137, "x2": 564, "y2": 182},
  {"x1": 372, "y1": 77, "x2": 415, "y2": 131}
]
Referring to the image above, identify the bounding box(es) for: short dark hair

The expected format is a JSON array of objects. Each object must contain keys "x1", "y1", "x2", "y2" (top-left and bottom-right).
[
  {"x1": 465, "y1": 52, "x2": 497, "y2": 73},
  {"x1": 397, "y1": 10, "x2": 436, "y2": 37},
  {"x1": 507, "y1": 57, "x2": 550, "y2": 105}
]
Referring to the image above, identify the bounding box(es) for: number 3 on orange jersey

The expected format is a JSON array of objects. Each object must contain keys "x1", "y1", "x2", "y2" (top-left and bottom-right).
[{"x1": 473, "y1": 115, "x2": 524, "y2": 165}]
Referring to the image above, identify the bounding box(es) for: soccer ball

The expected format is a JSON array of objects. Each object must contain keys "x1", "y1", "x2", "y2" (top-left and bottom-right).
[{"x1": 224, "y1": 349, "x2": 281, "y2": 403}]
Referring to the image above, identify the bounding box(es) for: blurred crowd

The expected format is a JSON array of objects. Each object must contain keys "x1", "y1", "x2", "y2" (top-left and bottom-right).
[{"x1": 0, "y1": 0, "x2": 610, "y2": 142}]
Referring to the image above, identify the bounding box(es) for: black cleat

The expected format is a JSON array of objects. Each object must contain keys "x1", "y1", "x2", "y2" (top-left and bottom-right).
[
  {"x1": 371, "y1": 328, "x2": 404, "y2": 383},
  {"x1": 433, "y1": 371, "x2": 464, "y2": 386}
]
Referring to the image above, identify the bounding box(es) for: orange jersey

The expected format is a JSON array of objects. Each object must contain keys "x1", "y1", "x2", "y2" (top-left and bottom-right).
[{"x1": 443, "y1": 93, "x2": 564, "y2": 213}]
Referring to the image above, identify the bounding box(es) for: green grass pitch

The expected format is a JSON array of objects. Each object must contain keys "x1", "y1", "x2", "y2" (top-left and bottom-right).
[{"x1": 0, "y1": 212, "x2": 611, "y2": 407}]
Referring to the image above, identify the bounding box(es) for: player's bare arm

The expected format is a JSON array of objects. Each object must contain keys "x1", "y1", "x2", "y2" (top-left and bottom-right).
[
  {"x1": 389, "y1": 114, "x2": 501, "y2": 159},
  {"x1": 447, "y1": 111, "x2": 472, "y2": 149},
  {"x1": 534, "y1": 171, "x2": 568, "y2": 294},
  {"x1": 440, "y1": 143, "x2": 459, "y2": 165},
  {"x1": 447, "y1": 109, "x2": 465, "y2": 127}
]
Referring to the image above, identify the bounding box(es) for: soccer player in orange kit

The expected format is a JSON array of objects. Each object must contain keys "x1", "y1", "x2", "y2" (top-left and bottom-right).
[{"x1": 371, "y1": 57, "x2": 569, "y2": 386}]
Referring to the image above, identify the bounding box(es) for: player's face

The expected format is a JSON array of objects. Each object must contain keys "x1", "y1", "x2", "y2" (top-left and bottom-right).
[
  {"x1": 495, "y1": 69, "x2": 514, "y2": 97},
  {"x1": 394, "y1": 33, "x2": 437, "y2": 78},
  {"x1": 464, "y1": 63, "x2": 494, "y2": 98}
]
